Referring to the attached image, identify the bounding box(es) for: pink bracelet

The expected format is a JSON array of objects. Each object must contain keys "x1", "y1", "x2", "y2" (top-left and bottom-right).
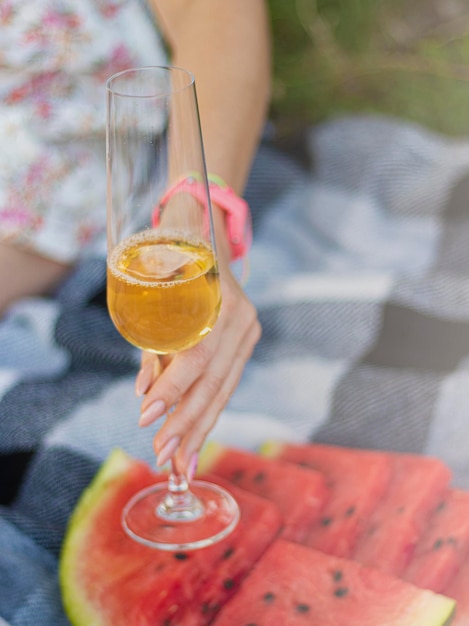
[{"x1": 153, "y1": 173, "x2": 252, "y2": 261}]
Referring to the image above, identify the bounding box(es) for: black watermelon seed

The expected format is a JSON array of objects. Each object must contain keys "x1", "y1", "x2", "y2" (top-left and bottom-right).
[
  {"x1": 173, "y1": 552, "x2": 188, "y2": 560},
  {"x1": 334, "y1": 587, "x2": 349, "y2": 598},
  {"x1": 433, "y1": 538, "x2": 444, "y2": 551},
  {"x1": 448, "y1": 537, "x2": 458, "y2": 546},
  {"x1": 345, "y1": 506, "x2": 356, "y2": 517},
  {"x1": 232, "y1": 469, "x2": 245, "y2": 482},
  {"x1": 253, "y1": 471, "x2": 266, "y2": 483},
  {"x1": 202, "y1": 602, "x2": 220, "y2": 615},
  {"x1": 223, "y1": 547, "x2": 235, "y2": 559},
  {"x1": 332, "y1": 570, "x2": 343, "y2": 582},
  {"x1": 223, "y1": 578, "x2": 235, "y2": 590},
  {"x1": 263, "y1": 592, "x2": 276, "y2": 604},
  {"x1": 296, "y1": 604, "x2": 310, "y2": 613},
  {"x1": 321, "y1": 517, "x2": 333, "y2": 526}
]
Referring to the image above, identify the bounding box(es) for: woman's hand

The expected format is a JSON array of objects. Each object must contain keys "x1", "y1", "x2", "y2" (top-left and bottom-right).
[{"x1": 135, "y1": 260, "x2": 261, "y2": 476}]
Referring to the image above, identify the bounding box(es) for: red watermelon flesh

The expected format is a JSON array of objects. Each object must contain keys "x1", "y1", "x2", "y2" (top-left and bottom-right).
[
  {"x1": 443, "y1": 554, "x2": 469, "y2": 625},
  {"x1": 60, "y1": 449, "x2": 282, "y2": 626},
  {"x1": 211, "y1": 539, "x2": 456, "y2": 626},
  {"x1": 198, "y1": 442, "x2": 330, "y2": 543},
  {"x1": 402, "y1": 489, "x2": 469, "y2": 592},
  {"x1": 353, "y1": 452, "x2": 452, "y2": 577},
  {"x1": 261, "y1": 440, "x2": 392, "y2": 557},
  {"x1": 177, "y1": 472, "x2": 284, "y2": 624},
  {"x1": 129, "y1": 474, "x2": 283, "y2": 626}
]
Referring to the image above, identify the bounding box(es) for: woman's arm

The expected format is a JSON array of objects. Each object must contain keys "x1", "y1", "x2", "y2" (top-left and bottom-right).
[
  {"x1": 138, "y1": 0, "x2": 271, "y2": 472},
  {"x1": 150, "y1": 0, "x2": 271, "y2": 260},
  {"x1": 0, "y1": 243, "x2": 71, "y2": 315},
  {"x1": 150, "y1": 0, "x2": 271, "y2": 189}
]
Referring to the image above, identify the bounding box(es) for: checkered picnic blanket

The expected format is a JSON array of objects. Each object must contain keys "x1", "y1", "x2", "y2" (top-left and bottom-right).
[{"x1": 2, "y1": 114, "x2": 469, "y2": 624}]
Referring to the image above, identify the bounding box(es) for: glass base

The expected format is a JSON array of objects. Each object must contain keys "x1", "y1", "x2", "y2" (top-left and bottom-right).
[{"x1": 122, "y1": 479, "x2": 240, "y2": 551}]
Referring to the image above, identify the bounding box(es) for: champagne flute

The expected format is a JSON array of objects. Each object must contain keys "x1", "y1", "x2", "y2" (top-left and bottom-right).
[{"x1": 106, "y1": 66, "x2": 239, "y2": 550}]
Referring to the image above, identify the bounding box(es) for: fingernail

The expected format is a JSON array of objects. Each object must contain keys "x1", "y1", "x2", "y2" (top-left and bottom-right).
[
  {"x1": 156, "y1": 435, "x2": 180, "y2": 467},
  {"x1": 139, "y1": 399, "x2": 166, "y2": 427},
  {"x1": 186, "y1": 452, "x2": 198, "y2": 482},
  {"x1": 135, "y1": 362, "x2": 153, "y2": 397}
]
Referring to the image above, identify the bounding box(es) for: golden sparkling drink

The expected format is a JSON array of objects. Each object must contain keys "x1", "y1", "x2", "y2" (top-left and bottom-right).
[{"x1": 107, "y1": 230, "x2": 221, "y2": 353}]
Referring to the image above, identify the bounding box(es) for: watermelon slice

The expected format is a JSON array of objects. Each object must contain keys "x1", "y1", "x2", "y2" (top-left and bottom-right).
[
  {"x1": 353, "y1": 452, "x2": 452, "y2": 576},
  {"x1": 261, "y1": 440, "x2": 392, "y2": 557},
  {"x1": 59, "y1": 449, "x2": 282, "y2": 626},
  {"x1": 198, "y1": 442, "x2": 330, "y2": 543},
  {"x1": 211, "y1": 539, "x2": 456, "y2": 625},
  {"x1": 403, "y1": 489, "x2": 469, "y2": 592}
]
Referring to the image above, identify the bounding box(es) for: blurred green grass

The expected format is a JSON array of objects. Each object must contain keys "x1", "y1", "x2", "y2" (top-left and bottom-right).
[{"x1": 268, "y1": 0, "x2": 469, "y2": 137}]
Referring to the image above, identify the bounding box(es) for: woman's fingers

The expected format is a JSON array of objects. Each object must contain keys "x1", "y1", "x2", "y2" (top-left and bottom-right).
[
  {"x1": 135, "y1": 351, "x2": 161, "y2": 397},
  {"x1": 177, "y1": 325, "x2": 261, "y2": 473},
  {"x1": 138, "y1": 338, "x2": 216, "y2": 425},
  {"x1": 154, "y1": 313, "x2": 261, "y2": 473}
]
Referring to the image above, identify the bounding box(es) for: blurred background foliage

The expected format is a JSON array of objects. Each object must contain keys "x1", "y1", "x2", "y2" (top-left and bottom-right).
[{"x1": 267, "y1": 0, "x2": 469, "y2": 137}]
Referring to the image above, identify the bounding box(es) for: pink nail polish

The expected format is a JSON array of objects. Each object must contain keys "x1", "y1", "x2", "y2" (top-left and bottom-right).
[
  {"x1": 156, "y1": 435, "x2": 181, "y2": 467},
  {"x1": 138, "y1": 399, "x2": 166, "y2": 427},
  {"x1": 186, "y1": 452, "x2": 198, "y2": 482}
]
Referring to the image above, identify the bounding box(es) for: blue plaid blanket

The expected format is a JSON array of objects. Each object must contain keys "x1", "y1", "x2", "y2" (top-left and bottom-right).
[{"x1": 2, "y1": 115, "x2": 469, "y2": 624}]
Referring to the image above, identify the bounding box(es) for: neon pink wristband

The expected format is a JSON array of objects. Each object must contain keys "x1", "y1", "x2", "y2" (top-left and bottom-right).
[{"x1": 153, "y1": 174, "x2": 252, "y2": 261}]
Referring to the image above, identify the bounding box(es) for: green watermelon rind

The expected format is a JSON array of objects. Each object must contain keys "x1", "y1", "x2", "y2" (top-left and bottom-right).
[
  {"x1": 407, "y1": 593, "x2": 456, "y2": 626},
  {"x1": 198, "y1": 440, "x2": 226, "y2": 474},
  {"x1": 258, "y1": 440, "x2": 284, "y2": 458},
  {"x1": 59, "y1": 448, "x2": 134, "y2": 626}
]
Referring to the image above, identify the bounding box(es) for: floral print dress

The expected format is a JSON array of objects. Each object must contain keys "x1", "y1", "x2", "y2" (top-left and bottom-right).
[{"x1": 0, "y1": 1, "x2": 167, "y2": 262}]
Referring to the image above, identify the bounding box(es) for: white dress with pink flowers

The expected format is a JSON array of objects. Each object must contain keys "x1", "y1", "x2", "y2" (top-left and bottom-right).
[{"x1": 0, "y1": 1, "x2": 167, "y2": 262}]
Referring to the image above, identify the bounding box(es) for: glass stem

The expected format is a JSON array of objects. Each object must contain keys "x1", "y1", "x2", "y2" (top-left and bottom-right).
[
  {"x1": 156, "y1": 459, "x2": 204, "y2": 521},
  {"x1": 168, "y1": 468, "x2": 189, "y2": 495}
]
